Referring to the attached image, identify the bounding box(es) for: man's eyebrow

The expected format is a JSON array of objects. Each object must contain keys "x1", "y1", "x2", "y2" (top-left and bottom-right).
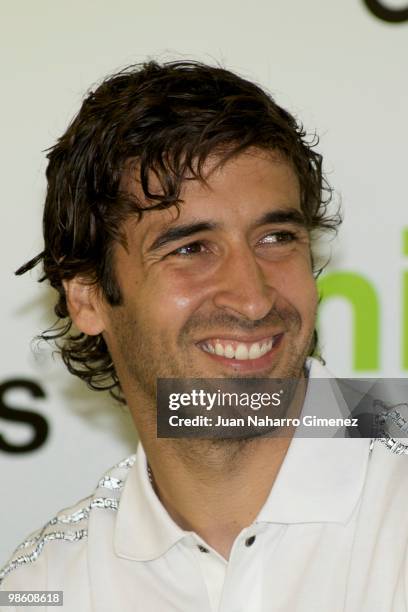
[
  {"x1": 147, "y1": 208, "x2": 306, "y2": 252},
  {"x1": 148, "y1": 222, "x2": 217, "y2": 252},
  {"x1": 254, "y1": 208, "x2": 307, "y2": 227}
]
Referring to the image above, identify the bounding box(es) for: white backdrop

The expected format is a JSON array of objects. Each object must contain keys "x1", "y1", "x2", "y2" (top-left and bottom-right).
[{"x1": 1, "y1": 0, "x2": 407, "y2": 565}]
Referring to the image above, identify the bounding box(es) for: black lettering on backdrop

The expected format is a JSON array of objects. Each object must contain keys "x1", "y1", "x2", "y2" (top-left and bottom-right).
[
  {"x1": 0, "y1": 379, "x2": 49, "y2": 453},
  {"x1": 363, "y1": 0, "x2": 408, "y2": 22}
]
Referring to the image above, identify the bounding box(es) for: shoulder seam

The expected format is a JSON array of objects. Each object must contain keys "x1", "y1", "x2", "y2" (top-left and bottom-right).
[{"x1": 0, "y1": 454, "x2": 137, "y2": 586}]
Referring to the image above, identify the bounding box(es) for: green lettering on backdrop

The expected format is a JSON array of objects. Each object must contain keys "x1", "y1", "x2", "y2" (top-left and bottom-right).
[{"x1": 318, "y1": 272, "x2": 379, "y2": 371}]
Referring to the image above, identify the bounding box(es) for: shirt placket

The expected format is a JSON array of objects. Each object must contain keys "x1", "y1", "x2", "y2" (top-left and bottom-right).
[
  {"x1": 218, "y1": 525, "x2": 265, "y2": 612},
  {"x1": 192, "y1": 542, "x2": 227, "y2": 612}
]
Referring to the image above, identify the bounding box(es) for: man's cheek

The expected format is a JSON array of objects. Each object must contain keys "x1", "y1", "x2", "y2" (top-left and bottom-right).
[
  {"x1": 290, "y1": 275, "x2": 318, "y2": 314},
  {"x1": 305, "y1": 283, "x2": 319, "y2": 319},
  {"x1": 304, "y1": 280, "x2": 319, "y2": 309},
  {"x1": 155, "y1": 278, "x2": 206, "y2": 314}
]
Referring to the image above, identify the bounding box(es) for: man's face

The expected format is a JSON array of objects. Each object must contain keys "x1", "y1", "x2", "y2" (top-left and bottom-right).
[{"x1": 100, "y1": 149, "x2": 318, "y2": 404}]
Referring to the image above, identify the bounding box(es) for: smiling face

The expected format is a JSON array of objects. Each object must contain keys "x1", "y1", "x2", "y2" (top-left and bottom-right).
[{"x1": 71, "y1": 149, "x2": 318, "y2": 415}]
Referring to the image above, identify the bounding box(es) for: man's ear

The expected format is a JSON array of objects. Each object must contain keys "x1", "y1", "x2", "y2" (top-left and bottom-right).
[{"x1": 63, "y1": 278, "x2": 106, "y2": 336}]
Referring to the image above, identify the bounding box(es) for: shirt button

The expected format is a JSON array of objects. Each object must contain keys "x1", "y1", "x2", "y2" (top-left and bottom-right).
[
  {"x1": 198, "y1": 544, "x2": 209, "y2": 553},
  {"x1": 245, "y1": 536, "x2": 256, "y2": 547}
]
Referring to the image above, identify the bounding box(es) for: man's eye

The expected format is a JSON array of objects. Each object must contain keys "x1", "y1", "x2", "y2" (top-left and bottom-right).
[
  {"x1": 259, "y1": 231, "x2": 297, "y2": 245},
  {"x1": 169, "y1": 242, "x2": 206, "y2": 256}
]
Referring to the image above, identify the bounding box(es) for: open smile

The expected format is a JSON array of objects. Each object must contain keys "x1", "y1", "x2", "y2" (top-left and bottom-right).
[{"x1": 196, "y1": 333, "x2": 284, "y2": 371}]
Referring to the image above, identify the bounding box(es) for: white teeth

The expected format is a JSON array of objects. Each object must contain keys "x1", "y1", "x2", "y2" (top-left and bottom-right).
[
  {"x1": 248, "y1": 342, "x2": 262, "y2": 359},
  {"x1": 225, "y1": 344, "x2": 235, "y2": 358},
  {"x1": 215, "y1": 343, "x2": 224, "y2": 356},
  {"x1": 235, "y1": 343, "x2": 249, "y2": 360},
  {"x1": 201, "y1": 337, "x2": 278, "y2": 360}
]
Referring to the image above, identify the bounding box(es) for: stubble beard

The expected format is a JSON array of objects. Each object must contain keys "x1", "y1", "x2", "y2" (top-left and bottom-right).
[{"x1": 109, "y1": 302, "x2": 316, "y2": 469}]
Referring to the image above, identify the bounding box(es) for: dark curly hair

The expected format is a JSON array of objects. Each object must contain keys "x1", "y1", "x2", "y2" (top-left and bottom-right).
[{"x1": 17, "y1": 60, "x2": 340, "y2": 402}]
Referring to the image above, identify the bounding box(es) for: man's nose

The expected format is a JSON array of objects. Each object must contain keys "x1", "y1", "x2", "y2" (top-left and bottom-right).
[{"x1": 212, "y1": 246, "x2": 277, "y2": 321}]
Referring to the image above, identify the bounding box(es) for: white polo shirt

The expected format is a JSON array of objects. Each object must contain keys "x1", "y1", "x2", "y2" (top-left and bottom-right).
[{"x1": 1, "y1": 359, "x2": 408, "y2": 611}]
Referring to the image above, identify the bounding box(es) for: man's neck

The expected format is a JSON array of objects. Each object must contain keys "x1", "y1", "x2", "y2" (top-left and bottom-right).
[
  {"x1": 143, "y1": 435, "x2": 293, "y2": 559},
  {"x1": 131, "y1": 375, "x2": 307, "y2": 559}
]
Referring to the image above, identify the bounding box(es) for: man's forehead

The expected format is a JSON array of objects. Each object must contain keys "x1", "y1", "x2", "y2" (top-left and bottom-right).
[
  {"x1": 120, "y1": 147, "x2": 298, "y2": 199},
  {"x1": 119, "y1": 149, "x2": 302, "y2": 240}
]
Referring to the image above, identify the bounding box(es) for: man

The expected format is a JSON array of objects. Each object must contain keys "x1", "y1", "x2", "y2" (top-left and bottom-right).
[{"x1": 1, "y1": 60, "x2": 407, "y2": 611}]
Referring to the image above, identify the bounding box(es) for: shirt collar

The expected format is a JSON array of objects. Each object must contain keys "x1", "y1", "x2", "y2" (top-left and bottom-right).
[
  {"x1": 114, "y1": 443, "x2": 187, "y2": 561},
  {"x1": 257, "y1": 358, "x2": 371, "y2": 524},
  {"x1": 114, "y1": 358, "x2": 371, "y2": 560}
]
